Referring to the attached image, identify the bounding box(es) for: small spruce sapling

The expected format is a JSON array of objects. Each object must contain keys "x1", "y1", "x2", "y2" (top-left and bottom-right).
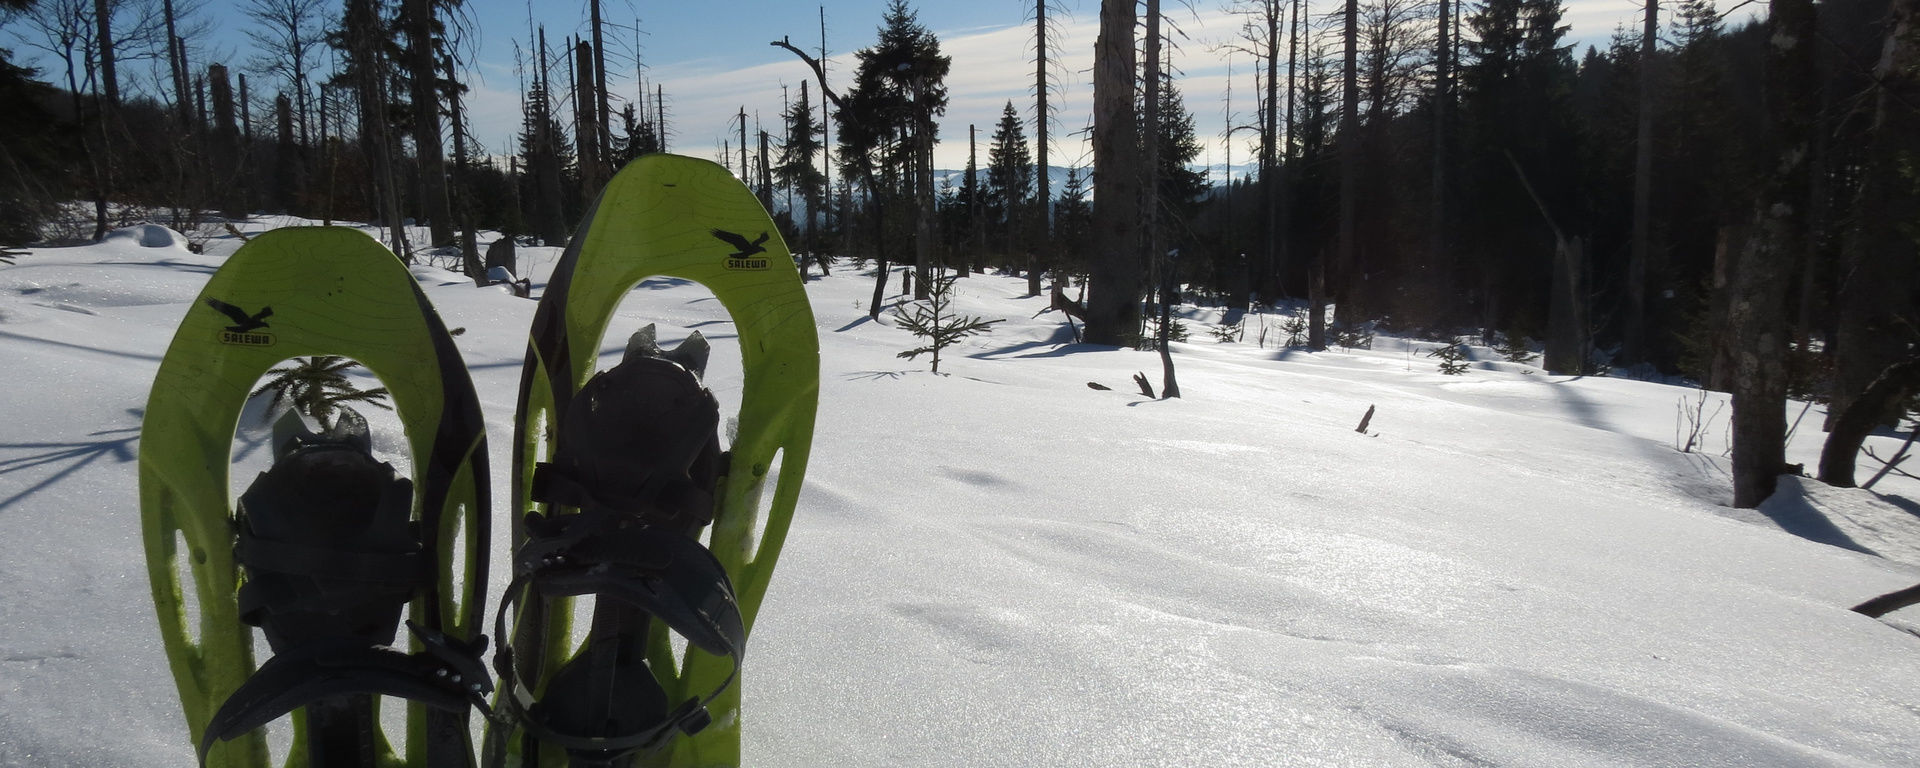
[
  {"x1": 1335, "y1": 323, "x2": 1376, "y2": 350},
  {"x1": 1281, "y1": 315, "x2": 1309, "y2": 347},
  {"x1": 1429, "y1": 340, "x2": 1469, "y2": 375},
  {"x1": 1498, "y1": 332, "x2": 1537, "y2": 364},
  {"x1": 892, "y1": 271, "x2": 1001, "y2": 373},
  {"x1": 1140, "y1": 316, "x2": 1189, "y2": 350},
  {"x1": 251, "y1": 356, "x2": 394, "y2": 429}
]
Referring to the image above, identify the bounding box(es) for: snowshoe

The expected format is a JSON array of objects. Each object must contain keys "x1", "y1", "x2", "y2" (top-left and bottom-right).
[
  {"x1": 485, "y1": 154, "x2": 818, "y2": 768},
  {"x1": 141, "y1": 227, "x2": 492, "y2": 768}
]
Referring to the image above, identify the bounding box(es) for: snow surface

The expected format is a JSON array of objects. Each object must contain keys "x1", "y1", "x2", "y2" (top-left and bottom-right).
[{"x1": 4, "y1": 222, "x2": 1920, "y2": 767}]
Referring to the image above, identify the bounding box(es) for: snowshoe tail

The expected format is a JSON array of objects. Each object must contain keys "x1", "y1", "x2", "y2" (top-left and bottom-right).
[{"x1": 141, "y1": 228, "x2": 491, "y2": 768}]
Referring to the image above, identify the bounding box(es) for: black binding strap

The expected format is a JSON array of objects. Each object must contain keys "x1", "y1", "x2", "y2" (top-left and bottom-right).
[
  {"x1": 199, "y1": 623, "x2": 492, "y2": 765},
  {"x1": 491, "y1": 511, "x2": 746, "y2": 764}
]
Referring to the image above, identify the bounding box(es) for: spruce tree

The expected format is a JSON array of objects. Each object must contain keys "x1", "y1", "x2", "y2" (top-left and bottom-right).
[
  {"x1": 985, "y1": 100, "x2": 1034, "y2": 263},
  {"x1": 1053, "y1": 166, "x2": 1093, "y2": 276},
  {"x1": 775, "y1": 82, "x2": 827, "y2": 252},
  {"x1": 1153, "y1": 81, "x2": 1207, "y2": 223}
]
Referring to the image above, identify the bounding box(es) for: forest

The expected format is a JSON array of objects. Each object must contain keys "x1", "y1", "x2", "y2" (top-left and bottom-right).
[{"x1": 1, "y1": 0, "x2": 1916, "y2": 510}]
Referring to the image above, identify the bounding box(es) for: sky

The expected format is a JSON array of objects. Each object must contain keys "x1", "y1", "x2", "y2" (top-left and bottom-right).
[{"x1": 6, "y1": 0, "x2": 1760, "y2": 176}]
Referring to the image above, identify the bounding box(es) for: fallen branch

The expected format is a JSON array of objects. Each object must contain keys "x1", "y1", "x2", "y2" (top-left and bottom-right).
[
  {"x1": 1863, "y1": 423, "x2": 1920, "y2": 490},
  {"x1": 1133, "y1": 372, "x2": 1155, "y2": 398},
  {"x1": 1855, "y1": 582, "x2": 1920, "y2": 618},
  {"x1": 1356, "y1": 405, "x2": 1376, "y2": 434}
]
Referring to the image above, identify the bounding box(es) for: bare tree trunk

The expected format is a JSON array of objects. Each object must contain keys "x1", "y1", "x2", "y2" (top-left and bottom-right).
[
  {"x1": 759, "y1": 128, "x2": 773, "y2": 208},
  {"x1": 574, "y1": 41, "x2": 602, "y2": 206},
  {"x1": 1086, "y1": 0, "x2": 1142, "y2": 346},
  {"x1": 591, "y1": 0, "x2": 609, "y2": 179},
  {"x1": 164, "y1": 0, "x2": 188, "y2": 128},
  {"x1": 91, "y1": 0, "x2": 117, "y2": 240},
  {"x1": 1264, "y1": 0, "x2": 1280, "y2": 300},
  {"x1": 1280, "y1": 0, "x2": 1297, "y2": 301},
  {"x1": 94, "y1": 0, "x2": 117, "y2": 106},
  {"x1": 1708, "y1": 226, "x2": 1738, "y2": 392},
  {"x1": 533, "y1": 28, "x2": 567, "y2": 245},
  {"x1": 968, "y1": 124, "x2": 984, "y2": 273},
  {"x1": 1430, "y1": 0, "x2": 1449, "y2": 314},
  {"x1": 1147, "y1": 0, "x2": 1177, "y2": 396},
  {"x1": 1308, "y1": 256, "x2": 1326, "y2": 349},
  {"x1": 913, "y1": 89, "x2": 933, "y2": 301},
  {"x1": 404, "y1": 0, "x2": 453, "y2": 246},
  {"x1": 1033, "y1": 0, "x2": 1051, "y2": 297},
  {"x1": 1820, "y1": 357, "x2": 1920, "y2": 487},
  {"x1": 1337, "y1": 0, "x2": 1359, "y2": 325},
  {"x1": 819, "y1": 8, "x2": 831, "y2": 236},
  {"x1": 1830, "y1": 0, "x2": 1920, "y2": 432},
  {"x1": 446, "y1": 51, "x2": 483, "y2": 283},
  {"x1": 1730, "y1": 0, "x2": 1816, "y2": 509},
  {"x1": 1624, "y1": 0, "x2": 1657, "y2": 365}
]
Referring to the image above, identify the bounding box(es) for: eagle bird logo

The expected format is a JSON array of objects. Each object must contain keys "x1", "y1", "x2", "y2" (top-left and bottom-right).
[
  {"x1": 205, "y1": 298, "x2": 273, "y2": 333},
  {"x1": 709, "y1": 228, "x2": 770, "y2": 259}
]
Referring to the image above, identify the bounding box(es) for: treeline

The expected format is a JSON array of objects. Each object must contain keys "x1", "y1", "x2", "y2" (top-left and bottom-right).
[
  {"x1": 0, "y1": 0, "x2": 666, "y2": 277},
  {"x1": 1061, "y1": 0, "x2": 1917, "y2": 508},
  {"x1": 2, "y1": 0, "x2": 1914, "y2": 420}
]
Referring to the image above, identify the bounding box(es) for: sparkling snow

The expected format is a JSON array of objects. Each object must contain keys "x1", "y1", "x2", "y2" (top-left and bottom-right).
[{"x1": 2, "y1": 221, "x2": 1918, "y2": 766}]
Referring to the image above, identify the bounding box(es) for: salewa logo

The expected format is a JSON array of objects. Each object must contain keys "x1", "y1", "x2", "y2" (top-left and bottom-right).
[
  {"x1": 710, "y1": 228, "x2": 771, "y2": 271},
  {"x1": 207, "y1": 298, "x2": 276, "y2": 346}
]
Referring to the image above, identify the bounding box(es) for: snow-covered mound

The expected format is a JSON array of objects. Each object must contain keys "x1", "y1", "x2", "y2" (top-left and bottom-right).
[
  {"x1": 104, "y1": 224, "x2": 189, "y2": 250},
  {"x1": 2, "y1": 221, "x2": 1919, "y2": 766}
]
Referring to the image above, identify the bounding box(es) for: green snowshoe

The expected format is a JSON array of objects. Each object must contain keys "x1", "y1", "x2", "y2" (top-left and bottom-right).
[
  {"x1": 485, "y1": 154, "x2": 818, "y2": 768},
  {"x1": 141, "y1": 227, "x2": 492, "y2": 768}
]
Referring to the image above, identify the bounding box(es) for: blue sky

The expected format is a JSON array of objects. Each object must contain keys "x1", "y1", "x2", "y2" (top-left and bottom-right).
[
  {"x1": 471, "y1": 0, "x2": 1715, "y2": 174},
  {"x1": 9, "y1": 0, "x2": 1748, "y2": 176}
]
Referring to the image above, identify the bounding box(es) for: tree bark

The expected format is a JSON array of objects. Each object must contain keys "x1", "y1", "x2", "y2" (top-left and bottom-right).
[
  {"x1": 1033, "y1": 0, "x2": 1051, "y2": 297},
  {"x1": 164, "y1": 0, "x2": 188, "y2": 128},
  {"x1": 591, "y1": 0, "x2": 610, "y2": 179},
  {"x1": 1265, "y1": 0, "x2": 1281, "y2": 300},
  {"x1": 446, "y1": 52, "x2": 482, "y2": 283},
  {"x1": 404, "y1": 0, "x2": 453, "y2": 246},
  {"x1": 1430, "y1": 0, "x2": 1449, "y2": 313},
  {"x1": 1624, "y1": 0, "x2": 1657, "y2": 365},
  {"x1": 1730, "y1": 0, "x2": 1816, "y2": 508},
  {"x1": 1147, "y1": 0, "x2": 1177, "y2": 397},
  {"x1": 1337, "y1": 0, "x2": 1359, "y2": 326},
  {"x1": 1086, "y1": 0, "x2": 1142, "y2": 347},
  {"x1": 575, "y1": 41, "x2": 602, "y2": 207},
  {"x1": 1818, "y1": 357, "x2": 1920, "y2": 488},
  {"x1": 94, "y1": 0, "x2": 116, "y2": 107},
  {"x1": 1829, "y1": 0, "x2": 1920, "y2": 432}
]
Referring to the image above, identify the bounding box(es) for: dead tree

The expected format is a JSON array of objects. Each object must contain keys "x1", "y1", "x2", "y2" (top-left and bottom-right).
[{"x1": 1819, "y1": 357, "x2": 1920, "y2": 488}]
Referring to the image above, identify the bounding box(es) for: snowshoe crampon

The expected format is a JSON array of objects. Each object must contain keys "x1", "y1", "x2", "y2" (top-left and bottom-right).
[
  {"x1": 486, "y1": 154, "x2": 818, "y2": 768},
  {"x1": 140, "y1": 227, "x2": 491, "y2": 768}
]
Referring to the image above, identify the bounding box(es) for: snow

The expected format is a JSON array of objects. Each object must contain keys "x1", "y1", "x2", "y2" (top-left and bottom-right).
[{"x1": 4, "y1": 219, "x2": 1920, "y2": 766}]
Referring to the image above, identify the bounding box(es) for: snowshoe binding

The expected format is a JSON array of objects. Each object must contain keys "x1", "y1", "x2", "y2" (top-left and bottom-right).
[
  {"x1": 199, "y1": 410, "x2": 492, "y2": 766},
  {"x1": 490, "y1": 328, "x2": 746, "y2": 767}
]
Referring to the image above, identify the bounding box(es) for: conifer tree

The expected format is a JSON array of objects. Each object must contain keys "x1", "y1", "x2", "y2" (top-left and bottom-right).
[
  {"x1": 985, "y1": 100, "x2": 1034, "y2": 264},
  {"x1": 892, "y1": 271, "x2": 1001, "y2": 373},
  {"x1": 1153, "y1": 81, "x2": 1207, "y2": 222},
  {"x1": 775, "y1": 81, "x2": 827, "y2": 252}
]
